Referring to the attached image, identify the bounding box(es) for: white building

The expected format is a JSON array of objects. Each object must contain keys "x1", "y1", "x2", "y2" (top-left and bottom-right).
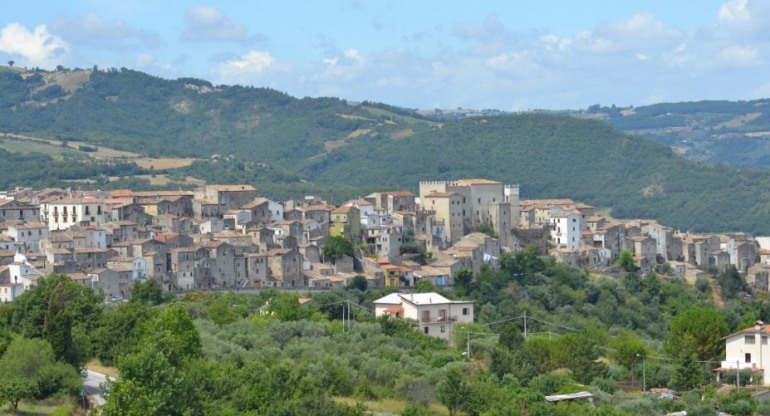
[
  {"x1": 43, "y1": 198, "x2": 110, "y2": 231},
  {"x1": 549, "y1": 209, "x2": 582, "y2": 250},
  {"x1": 719, "y1": 321, "x2": 770, "y2": 386},
  {"x1": 267, "y1": 199, "x2": 284, "y2": 223},
  {"x1": 1, "y1": 253, "x2": 43, "y2": 301},
  {"x1": 6, "y1": 222, "x2": 48, "y2": 253},
  {"x1": 373, "y1": 292, "x2": 474, "y2": 340}
]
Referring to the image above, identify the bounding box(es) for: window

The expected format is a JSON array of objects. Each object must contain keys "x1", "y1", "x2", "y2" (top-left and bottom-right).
[
  {"x1": 746, "y1": 353, "x2": 752, "y2": 363},
  {"x1": 424, "y1": 327, "x2": 429, "y2": 334},
  {"x1": 421, "y1": 310, "x2": 431, "y2": 322},
  {"x1": 462, "y1": 307, "x2": 469, "y2": 316},
  {"x1": 745, "y1": 335, "x2": 756, "y2": 344},
  {"x1": 764, "y1": 336, "x2": 768, "y2": 345},
  {"x1": 440, "y1": 325, "x2": 446, "y2": 333}
]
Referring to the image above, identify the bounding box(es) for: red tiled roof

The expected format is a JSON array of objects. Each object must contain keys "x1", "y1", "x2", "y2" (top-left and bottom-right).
[{"x1": 383, "y1": 306, "x2": 403, "y2": 314}]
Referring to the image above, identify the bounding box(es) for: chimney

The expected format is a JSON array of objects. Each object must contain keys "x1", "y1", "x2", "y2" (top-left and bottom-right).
[{"x1": 756, "y1": 320, "x2": 764, "y2": 332}]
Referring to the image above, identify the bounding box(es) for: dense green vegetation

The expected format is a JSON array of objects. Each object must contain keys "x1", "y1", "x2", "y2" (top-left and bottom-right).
[
  {"x1": 590, "y1": 99, "x2": 770, "y2": 169},
  {"x1": 3, "y1": 251, "x2": 770, "y2": 414},
  {"x1": 5, "y1": 67, "x2": 770, "y2": 233},
  {"x1": 0, "y1": 147, "x2": 147, "y2": 190}
]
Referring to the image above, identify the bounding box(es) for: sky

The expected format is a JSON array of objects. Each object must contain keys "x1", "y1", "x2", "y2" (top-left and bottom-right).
[{"x1": 1, "y1": 0, "x2": 769, "y2": 110}]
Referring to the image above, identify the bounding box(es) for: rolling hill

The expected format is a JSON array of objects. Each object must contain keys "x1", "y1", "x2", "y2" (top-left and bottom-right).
[
  {"x1": 2, "y1": 66, "x2": 770, "y2": 233},
  {"x1": 584, "y1": 100, "x2": 770, "y2": 169}
]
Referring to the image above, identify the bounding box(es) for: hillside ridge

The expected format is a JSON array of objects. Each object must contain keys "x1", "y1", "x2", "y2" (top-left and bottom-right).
[{"x1": 2, "y1": 67, "x2": 770, "y2": 233}]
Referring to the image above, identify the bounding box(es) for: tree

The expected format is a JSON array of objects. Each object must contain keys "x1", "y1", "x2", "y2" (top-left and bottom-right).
[
  {"x1": 671, "y1": 353, "x2": 703, "y2": 391},
  {"x1": 91, "y1": 302, "x2": 156, "y2": 365},
  {"x1": 323, "y1": 236, "x2": 354, "y2": 264},
  {"x1": 665, "y1": 308, "x2": 729, "y2": 361},
  {"x1": 474, "y1": 222, "x2": 497, "y2": 238},
  {"x1": 437, "y1": 368, "x2": 471, "y2": 416},
  {"x1": 144, "y1": 305, "x2": 201, "y2": 366},
  {"x1": 615, "y1": 339, "x2": 647, "y2": 371},
  {"x1": 454, "y1": 267, "x2": 473, "y2": 297},
  {"x1": 349, "y1": 275, "x2": 368, "y2": 291},
  {"x1": 717, "y1": 266, "x2": 748, "y2": 299},
  {"x1": 618, "y1": 250, "x2": 636, "y2": 272},
  {"x1": 103, "y1": 347, "x2": 200, "y2": 416},
  {"x1": 414, "y1": 279, "x2": 435, "y2": 293},
  {"x1": 11, "y1": 274, "x2": 102, "y2": 366},
  {"x1": 7, "y1": 60, "x2": 14, "y2": 67},
  {"x1": 130, "y1": 279, "x2": 164, "y2": 305},
  {"x1": 0, "y1": 337, "x2": 79, "y2": 409}
]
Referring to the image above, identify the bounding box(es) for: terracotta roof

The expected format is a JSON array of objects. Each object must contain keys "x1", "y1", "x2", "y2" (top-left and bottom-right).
[
  {"x1": 74, "y1": 248, "x2": 107, "y2": 253},
  {"x1": 725, "y1": 322, "x2": 770, "y2": 339},
  {"x1": 344, "y1": 199, "x2": 372, "y2": 207},
  {"x1": 243, "y1": 197, "x2": 269, "y2": 208},
  {"x1": 107, "y1": 263, "x2": 133, "y2": 272},
  {"x1": 383, "y1": 306, "x2": 403, "y2": 314},
  {"x1": 50, "y1": 197, "x2": 102, "y2": 204},
  {"x1": 155, "y1": 233, "x2": 179, "y2": 242}
]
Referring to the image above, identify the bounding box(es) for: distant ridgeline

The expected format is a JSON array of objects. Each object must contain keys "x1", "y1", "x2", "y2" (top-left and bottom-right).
[
  {"x1": 1, "y1": 66, "x2": 770, "y2": 233},
  {"x1": 582, "y1": 100, "x2": 770, "y2": 169}
]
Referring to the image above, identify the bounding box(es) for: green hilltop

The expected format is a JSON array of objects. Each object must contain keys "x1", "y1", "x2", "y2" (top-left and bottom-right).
[{"x1": 1, "y1": 66, "x2": 770, "y2": 233}]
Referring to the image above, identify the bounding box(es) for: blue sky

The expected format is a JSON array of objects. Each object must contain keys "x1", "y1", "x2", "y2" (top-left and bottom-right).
[{"x1": 1, "y1": 0, "x2": 768, "y2": 110}]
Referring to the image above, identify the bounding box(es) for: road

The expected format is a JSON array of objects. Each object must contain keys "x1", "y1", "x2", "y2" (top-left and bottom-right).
[{"x1": 83, "y1": 369, "x2": 111, "y2": 407}]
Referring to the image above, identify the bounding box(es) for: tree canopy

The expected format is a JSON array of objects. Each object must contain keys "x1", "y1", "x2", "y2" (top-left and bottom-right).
[
  {"x1": 665, "y1": 308, "x2": 729, "y2": 361},
  {"x1": 322, "y1": 235, "x2": 354, "y2": 264}
]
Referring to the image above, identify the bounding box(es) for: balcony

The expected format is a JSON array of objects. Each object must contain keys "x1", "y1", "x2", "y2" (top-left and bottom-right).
[{"x1": 420, "y1": 315, "x2": 458, "y2": 323}]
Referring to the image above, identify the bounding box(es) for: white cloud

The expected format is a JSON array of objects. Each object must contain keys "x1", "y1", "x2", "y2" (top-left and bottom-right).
[
  {"x1": 50, "y1": 13, "x2": 159, "y2": 50},
  {"x1": 212, "y1": 50, "x2": 286, "y2": 86},
  {"x1": 717, "y1": 45, "x2": 758, "y2": 66},
  {"x1": 573, "y1": 13, "x2": 684, "y2": 55},
  {"x1": 195, "y1": 3, "x2": 770, "y2": 111},
  {"x1": 718, "y1": 0, "x2": 751, "y2": 25},
  {"x1": 182, "y1": 6, "x2": 263, "y2": 43},
  {"x1": 0, "y1": 23, "x2": 69, "y2": 68}
]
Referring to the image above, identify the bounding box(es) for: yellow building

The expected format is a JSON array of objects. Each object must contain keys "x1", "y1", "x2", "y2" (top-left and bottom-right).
[{"x1": 330, "y1": 206, "x2": 361, "y2": 242}]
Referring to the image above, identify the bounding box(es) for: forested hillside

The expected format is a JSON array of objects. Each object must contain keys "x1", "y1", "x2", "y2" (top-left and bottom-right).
[
  {"x1": 3, "y1": 66, "x2": 770, "y2": 233},
  {"x1": 588, "y1": 99, "x2": 770, "y2": 169}
]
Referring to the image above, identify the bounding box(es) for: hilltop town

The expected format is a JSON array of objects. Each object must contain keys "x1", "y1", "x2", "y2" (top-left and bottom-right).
[{"x1": 1, "y1": 178, "x2": 767, "y2": 305}]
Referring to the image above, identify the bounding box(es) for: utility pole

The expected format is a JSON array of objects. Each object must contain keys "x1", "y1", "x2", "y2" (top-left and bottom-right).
[
  {"x1": 342, "y1": 302, "x2": 345, "y2": 332},
  {"x1": 737, "y1": 360, "x2": 740, "y2": 392},
  {"x1": 347, "y1": 300, "x2": 351, "y2": 331},
  {"x1": 467, "y1": 331, "x2": 471, "y2": 359},
  {"x1": 524, "y1": 311, "x2": 528, "y2": 338}
]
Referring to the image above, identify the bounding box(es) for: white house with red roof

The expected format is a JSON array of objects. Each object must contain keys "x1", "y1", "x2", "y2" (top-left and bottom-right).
[
  {"x1": 717, "y1": 320, "x2": 770, "y2": 385},
  {"x1": 373, "y1": 292, "x2": 474, "y2": 340}
]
